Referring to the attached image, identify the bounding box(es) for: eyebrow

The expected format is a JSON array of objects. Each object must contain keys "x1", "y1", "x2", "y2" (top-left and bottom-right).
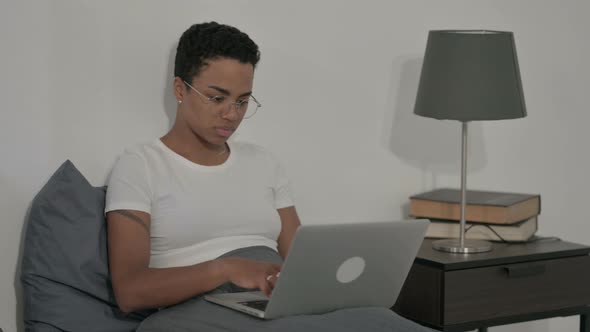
[{"x1": 208, "y1": 85, "x2": 252, "y2": 98}]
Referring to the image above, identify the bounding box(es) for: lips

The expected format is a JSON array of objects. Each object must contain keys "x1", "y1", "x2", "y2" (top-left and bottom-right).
[{"x1": 216, "y1": 127, "x2": 234, "y2": 138}]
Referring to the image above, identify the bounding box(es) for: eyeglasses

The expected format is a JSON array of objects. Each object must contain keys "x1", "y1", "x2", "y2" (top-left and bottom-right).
[{"x1": 183, "y1": 81, "x2": 261, "y2": 119}]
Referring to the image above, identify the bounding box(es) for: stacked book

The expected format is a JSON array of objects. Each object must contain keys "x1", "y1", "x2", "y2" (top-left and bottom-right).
[{"x1": 409, "y1": 188, "x2": 541, "y2": 242}]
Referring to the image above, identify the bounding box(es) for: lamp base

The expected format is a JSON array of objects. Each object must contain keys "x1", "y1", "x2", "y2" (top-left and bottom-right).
[{"x1": 432, "y1": 239, "x2": 493, "y2": 254}]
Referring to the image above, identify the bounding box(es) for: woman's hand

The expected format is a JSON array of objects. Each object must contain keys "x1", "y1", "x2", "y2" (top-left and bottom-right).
[{"x1": 218, "y1": 257, "x2": 281, "y2": 297}]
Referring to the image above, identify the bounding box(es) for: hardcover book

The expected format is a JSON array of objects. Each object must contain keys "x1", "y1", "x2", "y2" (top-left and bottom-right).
[
  {"x1": 424, "y1": 216, "x2": 538, "y2": 242},
  {"x1": 409, "y1": 188, "x2": 541, "y2": 225}
]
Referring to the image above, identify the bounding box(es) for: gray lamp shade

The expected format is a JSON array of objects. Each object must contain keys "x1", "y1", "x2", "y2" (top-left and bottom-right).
[{"x1": 414, "y1": 30, "x2": 527, "y2": 121}]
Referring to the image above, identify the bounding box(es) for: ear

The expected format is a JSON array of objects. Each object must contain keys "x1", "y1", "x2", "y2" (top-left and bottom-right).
[{"x1": 173, "y1": 77, "x2": 187, "y2": 103}]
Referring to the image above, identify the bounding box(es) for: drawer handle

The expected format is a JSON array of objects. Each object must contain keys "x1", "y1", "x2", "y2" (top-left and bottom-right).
[{"x1": 504, "y1": 264, "x2": 546, "y2": 278}]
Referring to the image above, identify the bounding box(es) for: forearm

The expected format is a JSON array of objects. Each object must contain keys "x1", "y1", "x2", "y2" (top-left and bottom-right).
[{"x1": 114, "y1": 259, "x2": 229, "y2": 313}]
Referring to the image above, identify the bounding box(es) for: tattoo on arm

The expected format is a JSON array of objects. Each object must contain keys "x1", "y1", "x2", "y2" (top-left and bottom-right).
[{"x1": 113, "y1": 210, "x2": 149, "y2": 233}]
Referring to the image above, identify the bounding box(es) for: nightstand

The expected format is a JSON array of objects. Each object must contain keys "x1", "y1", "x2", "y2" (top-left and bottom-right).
[{"x1": 393, "y1": 238, "x2": 590, "y2": 332}]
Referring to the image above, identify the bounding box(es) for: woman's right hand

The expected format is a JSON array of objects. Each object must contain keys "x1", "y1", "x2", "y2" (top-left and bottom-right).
[{"x1": 218, "y1": 257, "x2": 281, "y2": 297}]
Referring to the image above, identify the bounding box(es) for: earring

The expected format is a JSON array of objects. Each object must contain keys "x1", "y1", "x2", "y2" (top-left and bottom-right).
[{"x1": 178, "y1": 100, "x2": 182, "y2": 104}]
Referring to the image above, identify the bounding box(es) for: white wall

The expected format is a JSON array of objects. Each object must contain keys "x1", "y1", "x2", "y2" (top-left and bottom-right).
[{"x1": 1, "y1": 1, "x2": 589, "y2": 331}]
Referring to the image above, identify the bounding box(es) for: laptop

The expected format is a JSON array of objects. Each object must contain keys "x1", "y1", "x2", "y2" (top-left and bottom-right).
[{"x1": 204, "y1": 219, "x2": 429, "y2": 319}]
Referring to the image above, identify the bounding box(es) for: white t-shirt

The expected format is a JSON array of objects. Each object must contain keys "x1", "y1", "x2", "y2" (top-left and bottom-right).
[{"x1": 105, "y1": 139, "x2": 294, "y2": 268}]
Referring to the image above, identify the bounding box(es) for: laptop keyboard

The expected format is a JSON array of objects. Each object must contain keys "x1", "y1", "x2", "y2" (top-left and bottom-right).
[{"x1": 238, "y1": 300, "x2": 269, "y2": 311}]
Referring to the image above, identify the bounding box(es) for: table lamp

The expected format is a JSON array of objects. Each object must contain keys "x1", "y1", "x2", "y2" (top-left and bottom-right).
[{"x1": 414, "y1": 30, "x2": 527, "y2": 253}]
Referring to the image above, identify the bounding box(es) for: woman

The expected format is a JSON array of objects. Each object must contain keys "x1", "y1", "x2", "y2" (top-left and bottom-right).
[{"x1": 106, "y1": 22, "x2": 433, "y2": 331}]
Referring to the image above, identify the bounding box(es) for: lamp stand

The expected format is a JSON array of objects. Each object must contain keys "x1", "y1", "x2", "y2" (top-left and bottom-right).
[{"x1": 432, "y1": 122, "x2": 493, "y2": 254}]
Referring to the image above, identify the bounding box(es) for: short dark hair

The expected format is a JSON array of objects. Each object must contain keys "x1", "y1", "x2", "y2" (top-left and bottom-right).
[{"x1": 174, "y1": 22, "x2": 260, "y2": 83}]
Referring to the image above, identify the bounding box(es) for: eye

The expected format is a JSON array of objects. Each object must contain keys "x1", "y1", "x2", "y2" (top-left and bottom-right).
[
  {"x1": 236, "y1": 99, "x2": 250, "y2": 108},
  {"x1": 209, "y1": 95, "x2": 225, "y2": 104}
]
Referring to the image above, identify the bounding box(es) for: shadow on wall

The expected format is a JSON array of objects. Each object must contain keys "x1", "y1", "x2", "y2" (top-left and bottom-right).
[
  {"x1": 163, "y1": 44, "x2": 178, "y2": 129},
  {"x1": 382, "y1": 56, "x2": 488, "y2": 193},
  {"x1": 14, "y1": 203, "x2": 32, "y2": 332}
]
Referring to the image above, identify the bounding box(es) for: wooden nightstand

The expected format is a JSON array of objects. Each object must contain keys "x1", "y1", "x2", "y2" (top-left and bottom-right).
[{"x1": 393, "y1": 238, "x2": 590, "y2": 332}]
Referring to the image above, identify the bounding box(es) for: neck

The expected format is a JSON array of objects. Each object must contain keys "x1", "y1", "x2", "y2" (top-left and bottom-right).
[
  {"x1": 214, "y1": 143, "x2": 228, "y2": 155},
  {"x1": 161, "y1": 128, "x2": 229, "y2": 165}
]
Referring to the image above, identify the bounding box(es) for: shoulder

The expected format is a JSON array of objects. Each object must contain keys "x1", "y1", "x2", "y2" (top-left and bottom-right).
[
  {"x1": 111, "y1": 140, "x2": 164, "y2": 172},
  {"x1": 122, "y1": 140, "x2": 161, "y2": 157},
  {"x1": 231, "y1": 141, "x2": 273, "y2": 158},
  {"x1": 230, "y1": 141, "x2": 282, "y2": 167},
  {"x1": 116, "y1": 140, "x2": 165, "y2": 162}
]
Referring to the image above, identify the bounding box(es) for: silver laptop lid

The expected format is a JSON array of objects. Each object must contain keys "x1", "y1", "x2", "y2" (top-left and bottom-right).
[{"x1": 264, "y1": 219, "x2": 429, "y2": 319}]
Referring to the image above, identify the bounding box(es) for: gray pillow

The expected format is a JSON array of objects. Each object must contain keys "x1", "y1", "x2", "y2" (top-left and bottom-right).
[{"x1": 21, "y1": 160, "x2": 150, "y2": 331}]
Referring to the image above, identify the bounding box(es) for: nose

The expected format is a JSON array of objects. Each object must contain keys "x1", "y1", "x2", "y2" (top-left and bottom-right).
[{"x1": 220, "y1": 103, "x2": 242, "y2": 120}]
